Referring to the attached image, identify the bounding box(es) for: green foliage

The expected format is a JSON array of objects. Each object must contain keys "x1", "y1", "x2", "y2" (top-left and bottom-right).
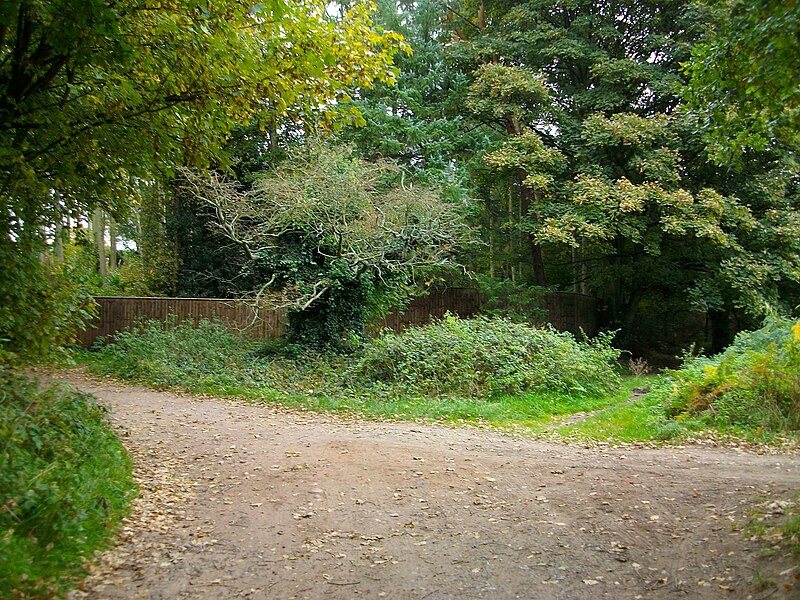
[
  {"x1": 83, "y1": 317, "x2": 799, "y2": 443},
  {"x1": 92, "y1": 317, "x2": 258, "y2": 390},
  {"x1": 85, "y1": 312, "x2": 623, "y2": 402},
  {"x1": 683, "y1": 0, "x2": 800, "y2": 164},
  {"x1": 466, "y1": 64, "x2": 551, "y2": 133},
  {"x1": 0, "y1": 0, "x2": 407, "y2": 240},
  {"x1": 0, "y1": 0, "x2": 408, "y2": 356},
  {"x1": 339, "y1": 0, "x2": 482, "y2": 192},
  {"x1": 455, "y1": 0, "x2": 718, "y2": 310},
  {"x1": 0, "y1": 368, "x2": 135, "y2": 597},
  {"x1": 82, "y1": 315, "x2": 629, "y2": 433},
  {"x1": 183, "y1": 141, "x2": 474, "y2": 350},
  {"x1": 352, "y1": 314, "x2": 621, "y2": 397},
  {"x1": 443, "y1": 0, "x2": 799, "y2": 350},
  {"x1": 482, "y1": 130, "x2": 566, "y2": 187},
  {"x1": 652, "y1": 318, "x2": 800, "y2": 432},
  {"x1": 286, "y1": 274, "x2": 377, "y2": 352},
  {"x1": 0, "y1": 240, "x2": 95, "y2": 366}
]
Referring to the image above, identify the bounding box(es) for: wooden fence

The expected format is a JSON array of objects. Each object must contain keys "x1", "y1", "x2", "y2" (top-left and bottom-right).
[
  {"x1": 77, "y1": 289, "x2": 598, "y2": 347},
  {"x1": 374, "y1": 288, "x2": 483, "y2": 332},
  {"x1": 77, "y1": 296, "x2": 288, "y2": 347},
  {"x1": 545, "y1": 292, "x2": 598, "y2": 337}
]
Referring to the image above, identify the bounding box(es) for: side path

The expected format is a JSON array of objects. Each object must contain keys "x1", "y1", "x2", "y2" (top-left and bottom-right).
[{"x1": 61, "y1": 373, "x2": 800, "y2": 600}]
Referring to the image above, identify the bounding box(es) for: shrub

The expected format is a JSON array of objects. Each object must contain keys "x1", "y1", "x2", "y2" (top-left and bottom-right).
[
  {"x1": 351, "y1": 314, "x2": 621, "y2": 398},
  {"x1": 0, "y1": 241, "x2": 95, "y2": 366},
  {"x1": 93, "y1": 317, "x2": 258, "y2": 388},
  {"x1": 0, "y1": 368, "x2": 135, "y2": 597},
  {"x1": 651, "y1": 317, "x2": 800, "y2": 432}
]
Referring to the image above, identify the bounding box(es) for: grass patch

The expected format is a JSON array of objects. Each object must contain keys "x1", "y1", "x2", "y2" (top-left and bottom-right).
[
  {"x1": 80, "y1": 316, "x2": 800, "y2": 445},
  {"x1": 553, "y1": 376, "x2": 664, "y2": 441},
  {"x1": 558, "y1": 392, "x2": 662, "y2": 441},
  {"x1": 0, "y1": 368, "x2": 136, "y2": 598}
]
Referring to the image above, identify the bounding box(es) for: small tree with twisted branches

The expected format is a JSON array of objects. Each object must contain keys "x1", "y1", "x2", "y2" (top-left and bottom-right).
[{"x1": 180, "y1": 142, "x2": 474, "y2": 350}]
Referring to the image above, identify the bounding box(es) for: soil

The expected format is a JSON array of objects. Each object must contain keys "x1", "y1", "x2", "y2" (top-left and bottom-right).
[{"x1": 57, "y1": 371, "x2": 800, "y2": 600}]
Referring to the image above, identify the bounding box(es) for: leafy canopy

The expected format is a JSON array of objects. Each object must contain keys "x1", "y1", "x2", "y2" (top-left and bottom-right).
[
  {"x1": 0, "y1": 0, "x2": 407, "y2": 362},
  {"x1": 683, "y1": 0, "x2": 800, "y2": 164},
  {"x1": 0, "y1": 0, "x2": 407, "y2": 240},
  {"x1": 451, "y1": 0, "x2": 798, "y2": 339}
]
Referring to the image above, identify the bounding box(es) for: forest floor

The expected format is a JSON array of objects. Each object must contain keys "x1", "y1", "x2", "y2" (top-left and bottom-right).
[{"x1": 56, "y1": 370, "x2": 800, "y2": 600}]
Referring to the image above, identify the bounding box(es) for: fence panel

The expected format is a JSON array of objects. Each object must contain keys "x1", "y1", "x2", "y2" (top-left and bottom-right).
[
  {"x1": 375, "y1": 288, "x2": 483, "y2": 332},
  {"x1": 77, "y1": 297, "x2": 288, "y2": 347},
  {"x1": 76, "y1": 289, "x2": 598, "y2": 347},
  {"x1": 544, "y1": 292, "x2": 598, "y2": 337}
]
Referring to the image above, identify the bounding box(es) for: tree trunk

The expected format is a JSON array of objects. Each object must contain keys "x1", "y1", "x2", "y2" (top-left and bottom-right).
[
  {"x1": 92, "y1": 207, "x2": 107, "y2": 281},
  {"x1": 269, "y1": 120, "x2": 279, "y2": 154},
  {"x1": 708, "y1": 309, "x2": 733, "y2": 354},
  {"x1": 488, "y1": 210, "x2": 495, "y2": 278},
  {"x1": 108, "y1": 217, "x2": 117, "y2": 272},
  {"x1": 521, "y1": 184, "x2": 545, "y2": 286},
  {"x1": 54, "y1": 208, "x2": 64, "y2": 262}
]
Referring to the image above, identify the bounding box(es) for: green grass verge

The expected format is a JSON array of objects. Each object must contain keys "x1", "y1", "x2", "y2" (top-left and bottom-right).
[
  {"x1": 80, "y1": 328, "x2": 663, "y2": 438},
  {"x1": 0, "y1": 368, "x2": 136, "y2": 598}
]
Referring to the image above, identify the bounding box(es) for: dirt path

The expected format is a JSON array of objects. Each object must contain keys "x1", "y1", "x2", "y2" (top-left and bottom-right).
[{"x1": 60, "y1": 372, "x2": 800, "y2": 600}]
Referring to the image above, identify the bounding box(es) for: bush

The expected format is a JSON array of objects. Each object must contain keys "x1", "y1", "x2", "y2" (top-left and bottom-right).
[
  {"x1": 0, "y1": 241, "x2": 95, "y2": 366},
  {"x1": 651, "y1": 317, "x2": 800, "y2": 432},
  {"x1": 93, "y1": 317, "x2": 258, "y2": 388},
  {"x1": 0, "y1": 368, "x2": 136, "y2": 597},
  {"x1": 351, "y1": 314, "x2": 621, "y2": 398}
]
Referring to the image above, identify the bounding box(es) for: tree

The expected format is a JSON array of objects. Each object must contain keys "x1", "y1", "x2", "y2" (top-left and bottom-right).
[
  {"x1": 683, "y1": 0, "x2": 800, "y2": 164},
  {"x1": 340, "y1": 0, "x2": 481, "y2": 185},
  {"x1": 0, "y1": 0, "x2": 407, "y2": 360},
  {"x1": 440, "y1": 0, "x2": 799, "y2": 351},
  {"x1": 529, "y1": 112, "x2": 763, "y2": 343},
  {"x1": 445, "y1": 0, "x2": 703, "y2": 318},
  {"x1": 466, "y1": 62, "x2": 557, "y2": 285},
  {"x1": 167, "y1": 181, "x2": 255, "y2": 298},
  {"x1": 0, "y1": 0, "x2": 406, "y2": 240},
  {"x1": 180, "y1": 141, "x2": 474, "y2": 349}
]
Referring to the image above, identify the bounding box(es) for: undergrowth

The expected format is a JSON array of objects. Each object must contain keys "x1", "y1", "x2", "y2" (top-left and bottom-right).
[
  {"x1": 85, "y1": 315, "x2": 624, "y2": 426},
  {"x1": 92, "y1": 317, "x2": 260, "y2": 390},
  {"x1": 649, "y1": 317, "x2": 800, "y2": 436},
  {"x1": 351, "y1": 314, "x2": 621, "y2": 398},
  {"x1": 83, "y1": 315, "x2": 800, "y2": 445},
  {"x1": 0, "y1": 368, "x2": 136, "y2": 598},
  {"x1": 89, "y1": 315, "x2": 622, "y2": 400}
]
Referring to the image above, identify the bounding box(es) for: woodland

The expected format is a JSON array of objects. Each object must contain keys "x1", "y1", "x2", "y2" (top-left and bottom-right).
[
  {"x1": 0, "y1": 0, "x2": 798, "y2": 361},
  {"x1": 1, "y1": 0, "x2": 799, "y2": 596}
]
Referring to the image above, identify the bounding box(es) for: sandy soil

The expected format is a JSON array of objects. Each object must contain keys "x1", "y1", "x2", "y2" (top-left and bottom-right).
[{"x1": 58, "y1": 372, "x2": 800, "y2": 600}]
